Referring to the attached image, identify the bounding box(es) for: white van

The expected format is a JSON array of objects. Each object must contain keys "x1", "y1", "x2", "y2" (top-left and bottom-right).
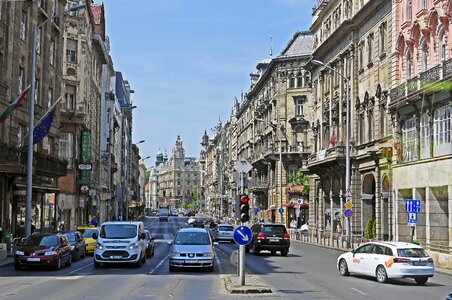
[{"x1": 93, "y1": 221, "x2": 147, "y2": 268}]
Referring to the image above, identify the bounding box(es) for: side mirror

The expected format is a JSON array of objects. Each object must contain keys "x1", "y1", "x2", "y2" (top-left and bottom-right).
[
  {"x1": 140, "y1": 233, "x2": 146, "y2": 240},
  {"x1": 92, "y1": 232, "x2": 98, "y2": 240}
]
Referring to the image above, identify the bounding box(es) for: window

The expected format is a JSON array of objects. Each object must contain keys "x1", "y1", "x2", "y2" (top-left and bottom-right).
[
  {"x1": 440, "y1": 31, "x2": 447, "y2": 62},
  {"x1": 421, "y1": 41, "x2": 428, "y2": 72},
  {"x1": 304, "y1": 72, "x2": 310, "y2": 87},
  {"x1": 295, "y1": 98, "x2": 304, "y2": 116},
  {"x1": 368, "y1": 110, "x2": 374, "y2": 142},
  {"x1": 50, "y1": 40, "x2": 55, "y2": 65},
  {"x1": 379, "y1": 23, "x2": 387, "y2": 54},
  {"x1": 420, "y1": 112, "x2": 430, "y2": 159},
  {"x1": 36, "y1": 27, "x2": 41, "y2": 54},
  {"x1": 402, "y1": 117, "x2": 418, "y2": 161},
  {"x1": 289, "y1": 75, "x2": 295, "y2": 88},
  {"x1": 406, "y1": 51, "x2": 413, "y2": 79},
  {"x1": 66, "y1": 39, "x2": 77, "y2": 63},
  {"x1": 359, "y1": 43, "x2": 364, "y2": 70},
  {"x1": 20, "y1": 11, "x2": 27, "y2": 40},
  {"x1": 19, "y1": 67, "x2": 24, "y2": 92},
  {"x1": 48, "y1": 88, "x2": 53, "y2": 109},
  {"x1": 433, "y1": 105, "x2": 452, "y2": 156},
  {"x1": 59, "y1": 133, "x2": 73, "y2": 162},
  {"x1": 421, "y1": 0, "x2": 427, "y2": 10},
  {"x1": 406, "y1": 0, "x2": 412, "y2": 21},
  {"x1": 368, "y1": 34, "x2": 373, "y2": 63},
  {"x1": 380, "y1": 105, "x2": 386, "y2": 138},
  {"x1": 296, "y1": 72, "x2": 303, "y2": 87},
  {"x1": 65, "y1": 85, "x2": 76, "y2": 110},
  {"x1": 18, "y1": 124, "x2": 26, "y2": 146}
]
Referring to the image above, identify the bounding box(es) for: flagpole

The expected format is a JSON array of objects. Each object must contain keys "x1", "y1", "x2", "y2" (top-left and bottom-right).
[{"x1": 19, "y1": 97, "x2": 62, "y2": 148}]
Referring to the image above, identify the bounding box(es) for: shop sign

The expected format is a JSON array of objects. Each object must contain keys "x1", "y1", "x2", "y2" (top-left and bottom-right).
[{"x1": 81, "y1": 130, "x2": 90, "y2": 161}]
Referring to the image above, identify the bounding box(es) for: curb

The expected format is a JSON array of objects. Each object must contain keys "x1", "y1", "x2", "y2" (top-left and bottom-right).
[{"x1": 223, "y1": 275, "x2": 272, "y2": 294}]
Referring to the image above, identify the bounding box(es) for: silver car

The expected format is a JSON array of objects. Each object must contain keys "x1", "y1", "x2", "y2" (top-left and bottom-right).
[
  {"x1": 169, "y1": 227, "x2": 217, "y2": 272},
  {"x1": 215, "y1": 224, "x2": 234, "y2": 243}
]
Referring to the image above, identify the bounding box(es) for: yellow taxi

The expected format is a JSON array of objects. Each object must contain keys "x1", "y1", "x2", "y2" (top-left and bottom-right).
[{"x1": 76, "y1": 226, "x2": 99, "y2": 254}]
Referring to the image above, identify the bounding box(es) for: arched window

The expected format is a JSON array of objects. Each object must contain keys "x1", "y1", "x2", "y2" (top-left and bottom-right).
[
  {"x1": 440, "y1": 31, "x2": 447, "y2": 61},
  {"x1": 421, "y1": 41, "x2": 429, "y2": 72},
  {"x1": 406, "y1": 0, "x2": 412, "y2": 21},
  {"x1": 296, "y1": 72, "x2": 303, "y2": 87},
  {"x1": 406, "y1": 51, "x2": 413, "y2": 79},
  {"x1": 289, "y1": 74, "x2": 296, "y2": 88}
]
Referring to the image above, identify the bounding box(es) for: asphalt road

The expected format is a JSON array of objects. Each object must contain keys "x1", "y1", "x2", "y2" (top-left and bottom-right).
[{"x1": 0, "y1": 216, "x2": 450, "y2": 300}]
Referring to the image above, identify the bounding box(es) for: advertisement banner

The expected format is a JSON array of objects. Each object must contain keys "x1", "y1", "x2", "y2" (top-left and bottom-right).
[{"x1": 81, "y1": 130, "x2": 90, "y2": 161}]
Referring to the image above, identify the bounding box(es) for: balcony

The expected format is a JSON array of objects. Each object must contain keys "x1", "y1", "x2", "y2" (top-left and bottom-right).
[
  {"x1": 307, "y1": 146, "x2": 346, "y2": 175},
  {"x1": 390, "y1": 58, "x2": 452, "y2": 106},
  {"x1": 248, "y1": 178, "x2": 269, "y2": 193}
]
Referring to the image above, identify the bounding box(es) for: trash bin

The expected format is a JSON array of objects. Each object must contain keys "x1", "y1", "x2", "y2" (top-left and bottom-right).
[{"x1": 3, "y1": 234, "x2": 11, "y2": 254}]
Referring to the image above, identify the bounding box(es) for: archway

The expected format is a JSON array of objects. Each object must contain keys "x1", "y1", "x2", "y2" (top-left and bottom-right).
[{"x1": 362, "y1": 173, "x2": 376, "y2": 230}]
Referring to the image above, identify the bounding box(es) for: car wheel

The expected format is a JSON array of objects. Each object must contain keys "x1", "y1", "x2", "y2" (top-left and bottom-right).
[
  {"x1": 66, "y1": 254, "x2": 72, "y2": 267},
  {"x1": 94, "y1": 261, "x2": 101, "y2": 268},
  {"x1": 252, "y1": 243, "x2": 260, "y2": 255},
  {"x1": 54, "y1": 256, "x2": 62, "y2": 270},
  {"x1": 376, "y1": 265, "x2": 388, "y2": 283},
  {"x1": 169, "y1": 264, "x2": 176, "y2": 272},
  {"x1": 271, "y1": 251, "x2": 276, "y2": 255},
  {"x1": 415, "y1": 277, "x2": 428, "y2": 285},
  {"x1": 281, "y1": 250, "x2": 288, "y2": 256},
  {"x1": 14, "y1": 263, "x2": 21, "y2": 271},
  {"x1": 339, "y1": 259, "x2": 350, "y2": 276}
]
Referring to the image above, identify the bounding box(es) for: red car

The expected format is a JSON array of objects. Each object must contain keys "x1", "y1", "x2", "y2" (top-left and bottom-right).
[{"x1": 14, "y1": 233, "x2": 72, "y2": 270}]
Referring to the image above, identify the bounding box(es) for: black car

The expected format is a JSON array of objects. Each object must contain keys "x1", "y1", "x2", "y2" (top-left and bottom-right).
[
  {"x1": 144, "y1": 230, "x2": 155, "y2": 258},
  {"x1": 245, "y1": 223, "x2": 290, "y2": 256},
  {"x1": 63, "y1": 231, "x2": 86, "y2": 261},
  {"x1": 192, "y1": 219, "x2": 205, "y2": 228}
]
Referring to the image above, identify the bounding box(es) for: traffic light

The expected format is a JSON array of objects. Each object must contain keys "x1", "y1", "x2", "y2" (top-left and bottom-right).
[{"x1": 239, "y1": 194, "x2": 250, "y2": 223}]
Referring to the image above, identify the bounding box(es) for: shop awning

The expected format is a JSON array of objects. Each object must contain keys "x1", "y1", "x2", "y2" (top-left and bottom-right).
[
  {"x1": 286, "y1": 185, "x2": 305, "y2": 195},
  {"x1": 283, "y1": 202, "x2": 309, "y2": 209}
]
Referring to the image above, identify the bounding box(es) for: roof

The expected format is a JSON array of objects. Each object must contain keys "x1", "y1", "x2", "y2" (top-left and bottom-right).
[
  {"x1": 279, "y1": 31, "x2": 313, "y2": 57},
  {"x1": 178, "y1": 227, "x2": 208, "y2": 233},
  {"x1": 101, "y1": 221, "x2": 143, "y2": 226}
]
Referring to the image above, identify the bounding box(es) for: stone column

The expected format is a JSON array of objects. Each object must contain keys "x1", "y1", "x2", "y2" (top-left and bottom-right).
[
  {"x1": 394, "y1": 189, "x2": 399, "y2": 241},
  {"x1": 319, "y1": 186, "x2": 324, "y2": 235},
  {"x1": 426, "y1": 186, "x2": 430, "y2": 245}
]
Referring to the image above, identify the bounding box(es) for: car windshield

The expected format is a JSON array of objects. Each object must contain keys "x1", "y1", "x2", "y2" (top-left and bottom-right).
[
  {"x1": 24, "y1": 235, "x2": 58, "y2": 247},
  {"x1": 64, "y1": 232, "x2": 76, "y2": 242},
  {"x1": 83, "y1": 229, "x2": 98, "y2": 238},
  {"x1": 262, "y1": 225, "x2": 287, "y2": 234},
  {"x1": 100, "y1": 224, "x2": 137, "y2": 239},
  {"x1": 219, "y1": 226, "x2": 233, "y2": 232},
  {"x1": 397, "y1": 248, "x2": 429, "y2": 258},
  {"x1": 160, "y1": 212, "x2": 168, "y2": 216},
  {"x1": 175, "y1": 231, "x2": 210, "y2": 245}
]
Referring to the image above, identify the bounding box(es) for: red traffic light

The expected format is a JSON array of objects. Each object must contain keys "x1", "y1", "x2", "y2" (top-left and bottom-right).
[{"x1": 240, "y1": 195, "x2": 249, "y2": 203}]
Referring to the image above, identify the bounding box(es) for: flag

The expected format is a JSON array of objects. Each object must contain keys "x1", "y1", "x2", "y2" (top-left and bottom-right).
[
  {"x1": 0, "y1": 85, "x2": 30, "y2": 124},
  {"x1": 33, "y1": 106, "x2": 56, "y2": 145}
]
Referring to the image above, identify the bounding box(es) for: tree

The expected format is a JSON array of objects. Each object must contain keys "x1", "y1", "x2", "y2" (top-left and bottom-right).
[
  {"x1": 364, "y1": 219, "x2": 376, "y2": 240},
  {"x1": 288, "y1": 171, "x2": 310, "y2": 197}
]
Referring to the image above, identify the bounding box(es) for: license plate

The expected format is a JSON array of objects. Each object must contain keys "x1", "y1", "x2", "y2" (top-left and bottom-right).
[
  {"x1": 111, "y1": 256, "x2": 122, "y2": 259},
  {"x1": 27, "y1": 257, "x2": 40, "y2": 262},
  {"x1": 413, "y1": 261, "x2": 426, "y2": 266},
  {"x1": 268, "y1": 238, "x2": 279, "y2": 242},
  {"x1": 185, "y1": 260, "x2": 198, "y2": 264}
]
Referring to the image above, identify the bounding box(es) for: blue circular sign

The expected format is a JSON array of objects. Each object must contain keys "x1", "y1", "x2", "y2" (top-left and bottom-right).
[
  {"x1": 278, "y1": 207, "x2": 284, "y2": 215},
  {"x1": 344, "y1": 209, "x2": 353, "y2": 218},
  {"x1": 233, "y1": 226, "x2": 252, "y2": 245}
]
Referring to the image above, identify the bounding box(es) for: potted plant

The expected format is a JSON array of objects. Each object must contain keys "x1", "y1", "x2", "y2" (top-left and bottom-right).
[{"x1": 363, "y1": 219, "x2": 376, "y2": 242}]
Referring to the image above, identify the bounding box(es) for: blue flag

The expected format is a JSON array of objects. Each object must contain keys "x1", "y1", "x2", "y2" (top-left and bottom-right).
[{"x1": 33, "y1": 107, "x2": 56, "y2": 145}]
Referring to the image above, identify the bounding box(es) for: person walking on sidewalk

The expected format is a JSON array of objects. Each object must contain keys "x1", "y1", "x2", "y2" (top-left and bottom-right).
[{"x1": 336, "y1": 221, "x2": 343, "y2": 243}]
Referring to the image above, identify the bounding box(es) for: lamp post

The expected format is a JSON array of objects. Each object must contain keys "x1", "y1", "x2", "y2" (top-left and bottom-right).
[
  {"x1": 256, "y1": 118, "x2": 283, "y2": 224},
  {"x1": 311, "y1": 59, "x2": 351, "y2": 247},
  {"x1": 25, "y1": 3, "x2": 86, "y2": 237}
]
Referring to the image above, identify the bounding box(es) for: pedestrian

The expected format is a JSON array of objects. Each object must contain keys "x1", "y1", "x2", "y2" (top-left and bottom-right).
[
  {"x1": 336, "y1": 221, "x2": 342, "y2": 242},
  {"x1": 90, "y1": 217, "x2": 98, "y2": 227},
  {"x1": 58, "y1": 221, "x2": 65, "y2": 231}
]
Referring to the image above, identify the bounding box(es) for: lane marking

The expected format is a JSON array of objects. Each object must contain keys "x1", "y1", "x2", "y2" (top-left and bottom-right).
[
  {"x1": 351, "y1": 287, "x2": 366, "y2": 296},
  {"x1": 54, "y1": 275, "x2": 84, "y2": 280},
  {"x1": 149, "y1": 253, "x2": 170, "y2": 274},
  {"x1": 68, "y1": 262, "x2": 93, "y2": 274}
]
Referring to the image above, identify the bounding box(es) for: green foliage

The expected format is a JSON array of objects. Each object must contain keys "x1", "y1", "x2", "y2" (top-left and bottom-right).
[
  {"x1": 364, "y1": 219, "x2": 376, "y2": 240},
  {"x1": 288, "y1": 171, "x2": 310, "y2": 196},
  {"x1": 145, "y1": 171, "x2": 150, "y2": 182}
]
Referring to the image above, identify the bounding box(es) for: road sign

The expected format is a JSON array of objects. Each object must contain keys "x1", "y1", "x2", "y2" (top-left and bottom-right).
[
  {"x1": 345, "y1": 189, "x2": 352, "y2": 198},
  {"x1": 78, "y1": 163, "x2": 92, "y2": 171},
  {"x1": 235, "y1": 175, "x2": 249, "y2": 187},
  {"x1": 405, "y1": 199, "x2": 421, "y2": 213},
  {"x1": 344, "y1": 209, "x2": 353, "y2": 218},
  {"x1": 345, "y1": 202, "x2": 353, "y2": 209},
  {"x1": 408, "y1": 212, "x2": 417, "y2": 225},
  {"x1": 233, "y1": 159, "x2": 253, "y2": 173},
  {"x1": 233, "y1": 226, "x2": 252, "y2": 245},
  {"x1": 278, "y1": 207, "x2": 284, "y2": 215}
]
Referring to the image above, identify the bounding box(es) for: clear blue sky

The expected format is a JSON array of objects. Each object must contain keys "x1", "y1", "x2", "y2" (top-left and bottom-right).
[{"x1": 104, "y1": 0, "x2": 315, "y2": 167}]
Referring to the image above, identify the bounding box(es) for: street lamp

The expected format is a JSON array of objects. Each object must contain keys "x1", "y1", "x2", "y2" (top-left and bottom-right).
[
  {"x1": 311, "y1": 59, "x2": 351, "y2": 247},
  {"x1": 256, "y1": 118, "x2": 284, "y2": 224},
  {"x1": 140, "y1": 156, "x2": 151, "y2": 162},
  {"x1": 134, "y1": 140, "x2": 145, "y2": 145},
  {"x1": 25, "y1": 3, "x2": 86, "y2": 237}
]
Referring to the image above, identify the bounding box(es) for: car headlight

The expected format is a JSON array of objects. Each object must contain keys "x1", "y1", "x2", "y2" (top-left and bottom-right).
[
  {"x1": 170, "y1": 252, "x2": 180, "y2": 257},
  {"x1": 15, "y1": 250, "x2": 24, "y2": 256},
  {"x1": 128, "y1": 242, "x2": 139, "y2": 250},
  {"x1": 203, "y1": 252, "x2": 213, "y2": 257},
  {"x1": 70, "y1": 246, "x2": 75, "y2": 251},
  {"x1": 44, "y1": 251, "x2": 57, "y2": 256},
  {"x1": 96, "y1": 243, "x2": 104, "y2": 250},
  {"x1": 90, "y1": 242, "x2": 97, "y2": 246}
]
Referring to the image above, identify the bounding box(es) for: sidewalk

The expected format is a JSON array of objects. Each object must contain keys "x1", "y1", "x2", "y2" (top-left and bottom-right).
[
  {"x1": 288, "y1": 230, "x2": 452, "y2": 277},
  {"x1": 0, "y1": 256, "x2": 13, "y2": 268}
]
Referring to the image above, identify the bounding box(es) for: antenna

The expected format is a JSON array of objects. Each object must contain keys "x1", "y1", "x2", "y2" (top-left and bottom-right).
[{"x1": 270, "y1": 36, "x2": 273, "y2": 57}]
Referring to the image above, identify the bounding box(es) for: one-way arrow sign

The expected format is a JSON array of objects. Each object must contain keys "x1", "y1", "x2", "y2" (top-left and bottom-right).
[{"x1": 233, "y1": 226, "x2": 252, "y2": 245}]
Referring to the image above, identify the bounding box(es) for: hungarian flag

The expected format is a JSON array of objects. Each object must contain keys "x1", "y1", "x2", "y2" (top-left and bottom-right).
[{"x1": 0, "y1": 85, "x2": 30, "y2": 124}]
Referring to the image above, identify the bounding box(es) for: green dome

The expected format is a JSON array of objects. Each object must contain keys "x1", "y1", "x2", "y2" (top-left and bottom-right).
[{"x1": 156, "y1": 151, "x2": 163, "y2": 159}]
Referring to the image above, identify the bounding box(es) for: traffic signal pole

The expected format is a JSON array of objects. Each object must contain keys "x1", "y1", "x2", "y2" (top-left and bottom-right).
[{"x1": 239, "y1": 171, "x2": 245, "y2": 286}]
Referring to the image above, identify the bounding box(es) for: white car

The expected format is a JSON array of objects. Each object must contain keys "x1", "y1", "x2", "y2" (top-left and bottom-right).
[{"x1": 337, "y1": 241, "x2": 434, "y2": 285}]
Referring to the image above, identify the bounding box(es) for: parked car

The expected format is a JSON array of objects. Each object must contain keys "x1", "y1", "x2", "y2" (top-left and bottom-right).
[
  {"x1": 215, "y1": 224, "x2": 234, "y2": 243},
  {"x1": 14, "y1": 233, "x2": 72, "y2": 270},
  {"x1": 168, "y1": 227, "x2": 217, "y2": 272},
  {"x1": 144, "y1": 230, "x2": 155, "y2": 258},
  {"x1": 337, "y1": 241, "x2": 435, "y2": 285},
  {"x1": 93, "y1": 221, "x2": 147, "y2": 268},
  {"x1": 63, "y1": 231, "x2": 86, "y2": 261},
  {"x1": 76, "y1": 226, "x2": 98, "y2": 254},
  {"x1": 245, "y1": 223, "x2": 290, "y2": 256}
]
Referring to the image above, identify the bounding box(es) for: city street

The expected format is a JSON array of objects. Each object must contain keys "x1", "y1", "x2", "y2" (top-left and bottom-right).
[{"x1": 0, "y1": 217, "x2": 450, "y2": 299}]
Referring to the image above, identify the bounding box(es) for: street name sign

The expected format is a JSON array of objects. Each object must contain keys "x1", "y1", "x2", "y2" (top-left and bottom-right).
[
  {"x1": 233, "y1": 226, "x2": 252, "y2": 245},
  {"x1": 405, "y1": 199, "x2": 421, "y2": 213}
]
